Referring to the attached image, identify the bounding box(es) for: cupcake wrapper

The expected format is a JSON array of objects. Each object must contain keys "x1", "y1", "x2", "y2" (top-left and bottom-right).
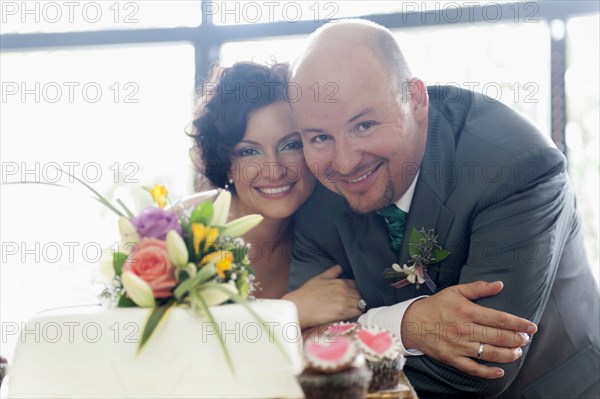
[
  {"x1": 299, "y1": 367, "x2": 372, "y2": 399},
  {"x1": 367, "y1": 357, "x2": 403, "y2": 392}
]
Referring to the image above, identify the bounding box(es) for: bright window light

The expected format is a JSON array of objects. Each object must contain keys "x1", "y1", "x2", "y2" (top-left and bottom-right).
[
  {"x1": 0, "y1": 1, "x2": 202, "y2": 34},
  {"x1": 0, "y1": 43, "x2": 196, "y2": 359}
]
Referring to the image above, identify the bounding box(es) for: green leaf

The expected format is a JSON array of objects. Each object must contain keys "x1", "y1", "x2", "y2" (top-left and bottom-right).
[
  {"x1": 432, "y1": 247, "x2": 451, "y2": 263},
  {"x1": 408, "y1": 227, "x2": 423, "y2": 257},
  {"x1": 383, "y1": 271, "x2": 405, "y2": 279},
  {"x1": 194, "y1": 291, "x2": 235, "y2": 377},
  {"x1": 190, "y1": 201, "x2": 214, "y2": 225},
  {"x1": 59, "y1": 168, "x2": 124, "y2": 217},
  {"x1": 137, "y1": 302, "x2": 175, "y2": 354},
  {"x1": 181, "y1": 217, "x2": 191, "y2": 236},
  {"x1": 117, "y1": 293, "x2": 137, "y2": 308},
  {"x1": 173, "y1": 263, "x2": 216, "y2": 300},
  {"x1": 4, "y1": 172, "x2": 123, "y2": 217},
  {"x1": 113, "y1": 252, "x2": 129, "y2": 277},
  {"x1": 177, "y1": 269, "x2": 190, "y2": 283},
  {"x1": 230, "y1": 244, "x2": 249, "y2": 264}
]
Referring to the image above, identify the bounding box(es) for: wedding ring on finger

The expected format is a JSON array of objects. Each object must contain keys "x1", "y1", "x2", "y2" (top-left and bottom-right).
[
  {"x1": 477, "y1": 342, "x2": 485, "y2": 360},
  {"x1": 357, "y1": 299, "x2": 367, "y2": 312}
]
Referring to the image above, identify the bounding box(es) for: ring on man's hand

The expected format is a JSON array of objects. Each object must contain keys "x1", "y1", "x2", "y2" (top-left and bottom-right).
[
  {"x1": 477, "y1": 342, "x2": 485, "y2": 360},
  {"x1": 357, "y1": 299, "x2": 367, "y2": 312}
]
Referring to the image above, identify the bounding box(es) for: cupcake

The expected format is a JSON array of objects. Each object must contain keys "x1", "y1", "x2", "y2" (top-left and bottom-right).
[
  {"x1": 355, "y1": 326, "x2": 406, "y2": 392},
  {"x1": 0, "y1": 356, "x2": 7, "y2": 386},
  {"x1": 298, "y1": 335, "x2": 372, "y2": 399},
  {"x1": 325, "y1": 321, "x2": 359, "y2": 337}
]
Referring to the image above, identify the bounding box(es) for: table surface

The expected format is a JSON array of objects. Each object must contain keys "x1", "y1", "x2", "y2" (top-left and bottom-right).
[{"x1": 0, "y1": 369, "x2": 418, "y2": 399}]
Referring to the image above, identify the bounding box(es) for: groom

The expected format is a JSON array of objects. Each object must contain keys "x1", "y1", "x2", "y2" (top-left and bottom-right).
[{"x1": 288, "y1": 20, "x2": 599, "y2": 398}]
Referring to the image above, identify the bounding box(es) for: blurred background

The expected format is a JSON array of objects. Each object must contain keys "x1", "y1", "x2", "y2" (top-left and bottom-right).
[{"x1": 1, "y1": 0, "x2": 598, "y2": 359}]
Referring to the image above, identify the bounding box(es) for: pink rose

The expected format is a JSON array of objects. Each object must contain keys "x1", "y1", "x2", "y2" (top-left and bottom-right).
[{"x1": 122, "y1": 238, "x2": 177, "y2": 298}]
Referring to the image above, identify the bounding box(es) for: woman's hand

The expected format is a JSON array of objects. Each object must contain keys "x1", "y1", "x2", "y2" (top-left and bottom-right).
[{"x1": 283, "y1": 265, "x2": 363, "y2": 329}]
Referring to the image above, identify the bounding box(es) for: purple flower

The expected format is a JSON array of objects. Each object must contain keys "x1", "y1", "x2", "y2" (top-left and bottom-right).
[{"x1": 131, "y1": 207, "x2": 182, "y2": 240}]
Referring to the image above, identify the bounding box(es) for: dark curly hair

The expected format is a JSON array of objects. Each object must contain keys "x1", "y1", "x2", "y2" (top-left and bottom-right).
[{"x1": 189, "y1": 62, "x2": 290, "y2": 192}]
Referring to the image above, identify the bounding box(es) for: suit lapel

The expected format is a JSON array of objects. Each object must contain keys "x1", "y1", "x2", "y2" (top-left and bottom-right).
[
  {"x1": 395, "y1": 179, "x2": 455, "y2": 302},
  {"x1": 335, "y1": 213, "x2": 399, "y2": 308},
  {"x1": 394, "y1": 101, "x2": 457, "y2": 300}
]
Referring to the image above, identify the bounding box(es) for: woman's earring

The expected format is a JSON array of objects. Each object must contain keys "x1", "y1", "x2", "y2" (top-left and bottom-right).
[{"x1": 225, "y1": 178, "x2": 234, "y2": 190}]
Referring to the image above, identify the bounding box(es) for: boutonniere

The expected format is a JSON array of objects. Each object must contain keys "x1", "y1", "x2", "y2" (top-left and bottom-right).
[{"x1": 384, "y1": 227, "x2": 450, "y2": 292}]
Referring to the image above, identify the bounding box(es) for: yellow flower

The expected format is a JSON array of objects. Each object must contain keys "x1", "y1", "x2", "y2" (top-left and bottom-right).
[
  {"x1": 150, "y1": 184, "x2": 168, "y2": 208},
  {"x1": 204, "y1": 227, "x2": 219, "y2": 251},
  {"x1": 192, "y1": 223, "x2": 219, "y2": 254},
  {"x1": 192, "y1": 223, "x2": 206, "y2": 254},
  {"x1": 201, "y1": 250, "x2": 234, "y2": 279}
]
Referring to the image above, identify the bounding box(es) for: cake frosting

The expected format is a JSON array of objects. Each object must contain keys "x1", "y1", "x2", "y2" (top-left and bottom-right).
[
  {"x1": 304, "y1": 335, "x2": 358, "y2": 373},
  {"x1": 7, "y1": 300, "x2": 304, "y2": 398},
  {"x1": 355, "y1": 325, "x2": 400, "y2": 362},
  {"x1": 325, "y1": 322, "x2": 359, "y2": 337}
]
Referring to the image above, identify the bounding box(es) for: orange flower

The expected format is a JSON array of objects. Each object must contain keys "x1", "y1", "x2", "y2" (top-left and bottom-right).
[
  {"x1": 122, "y1": 238, "x2": 177, "y2": 298},
  {"x1": 201, "y1": 250, "x2": 234, "y2": 279}
]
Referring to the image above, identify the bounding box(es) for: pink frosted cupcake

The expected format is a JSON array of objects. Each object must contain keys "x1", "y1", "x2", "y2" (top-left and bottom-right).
[
  {"x1": 325, "y1": 321, "x2": 360, "y2": 337},
  {"x1": 355, "y1": 326, "x2": 406, "y2": 392},
  {"x1": 298, "y1": 335, "x2": 372, "y2": 399}
]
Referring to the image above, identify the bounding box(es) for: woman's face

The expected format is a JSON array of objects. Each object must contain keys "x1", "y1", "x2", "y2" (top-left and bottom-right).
[{"x1": 229, "y1": 101, "x2": 316, "y2": 219}]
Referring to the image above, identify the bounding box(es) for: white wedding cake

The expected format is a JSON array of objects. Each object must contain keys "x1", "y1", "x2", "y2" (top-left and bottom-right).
[{"x1": 7, "y1": 300, "x2": 304, "y2": 398}]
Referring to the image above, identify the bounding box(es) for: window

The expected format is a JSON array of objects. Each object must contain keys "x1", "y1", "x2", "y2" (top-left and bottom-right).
[
  {"x1": 1, "y1": 1, "x2": 202, "y2": 34},
  {"x1": 1, "y1": 1, "x2": 598, "y2": 361}
]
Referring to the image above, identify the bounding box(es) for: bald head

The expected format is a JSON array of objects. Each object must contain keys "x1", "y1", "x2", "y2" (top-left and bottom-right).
[
  {"x1": 291, "y1": 19, "x2": 412, "y2": 94},
  {"x1": 288, "y1": 19, "x2": 429, "y2": 213}
]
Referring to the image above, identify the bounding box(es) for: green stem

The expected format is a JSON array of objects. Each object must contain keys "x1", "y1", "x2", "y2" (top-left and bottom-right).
[
  {"x1": 117, "y1": 198, "x2": 135, "y2": 218},
  {"x1": 207, "y1": 284, "x2": 291, "y2": 366},
  {"x1": 195, "y1": 292, "x2": 236, "y2": 377}
]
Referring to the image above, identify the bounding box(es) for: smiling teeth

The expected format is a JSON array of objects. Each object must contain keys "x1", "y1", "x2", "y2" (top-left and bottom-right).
[
  {"x1": 258, "y1": 185, "x2": 291, "y2": 194},
  {"x1": 348, "y1": 168, "x2": 375, "y2": 183}
]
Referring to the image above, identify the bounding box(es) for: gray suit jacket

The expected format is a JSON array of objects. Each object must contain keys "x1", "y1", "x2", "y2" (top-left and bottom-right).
[{"x1": 290, "y1": 86, "x2": 599, "y2": 398}]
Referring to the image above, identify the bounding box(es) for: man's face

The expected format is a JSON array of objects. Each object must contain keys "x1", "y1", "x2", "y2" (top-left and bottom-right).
[{"x1": 291, "y1": 49, "x2": 428, "y2": 213}]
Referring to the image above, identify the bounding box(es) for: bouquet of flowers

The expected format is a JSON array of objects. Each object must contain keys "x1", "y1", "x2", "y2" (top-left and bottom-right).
[{"x1": 95, "y1": 184, "x2": 264, "y2": 360}]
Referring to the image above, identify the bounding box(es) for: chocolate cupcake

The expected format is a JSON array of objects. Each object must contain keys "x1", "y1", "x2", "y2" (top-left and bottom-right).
[
  {"x1": 355, "y1": 326, "x2": 406, "y2": 392},
  {"x1": 298, "y1": 335, "x2": 372, "y2": 399},
  {"x1": 0, "y1": 356, "x2": 7, "y2": 386}
]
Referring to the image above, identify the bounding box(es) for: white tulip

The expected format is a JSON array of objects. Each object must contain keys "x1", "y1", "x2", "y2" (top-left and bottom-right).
[
  {"x1": 118, "y1": 217, "x2": 140, "y2": 249},
  {"x1": 221, "y1": 214, "x2": 263, "y2": 238},
  {"x1": 121, "y1": 271, "x2": 156, "y2": 308},
  {"x1": 166, "y1": 230, "x2": 188, "y2": 268},
  {"x1": 211, "y1": 190, "x2": 231, "y2": 226},
  {"x1": 198, "y1": 282, "x2": 238, "y2": 307},
  {"x1": 94, "y1": 249, "x2": 115, "y2": 285}
]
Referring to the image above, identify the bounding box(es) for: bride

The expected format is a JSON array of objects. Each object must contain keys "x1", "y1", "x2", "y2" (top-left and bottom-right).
[{"x1": 183, "y1": 61, "x2": 362, "y2": 329}]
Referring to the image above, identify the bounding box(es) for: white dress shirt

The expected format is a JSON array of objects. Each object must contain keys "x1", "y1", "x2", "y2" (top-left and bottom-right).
[{"x1": 357, "y1": 172, "x2": 427, "y2": 356}]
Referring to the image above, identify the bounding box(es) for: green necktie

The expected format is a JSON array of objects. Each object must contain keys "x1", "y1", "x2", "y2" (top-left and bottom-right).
[{"x1": 378, "y1": 204, "x2": 408, "y2": 253}]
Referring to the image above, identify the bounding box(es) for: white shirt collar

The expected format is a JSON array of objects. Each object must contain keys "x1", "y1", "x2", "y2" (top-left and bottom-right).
[{"x1": 394, "y1": 171, "x2": 419, "y2": 213}]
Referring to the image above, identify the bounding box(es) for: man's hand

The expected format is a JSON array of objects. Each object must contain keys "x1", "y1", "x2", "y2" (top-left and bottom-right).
[
  {"x1": 283, "y1": 265, "x2": 363, "y2": 329},
  {"x1": 401, "y1": 281, "x2": 536, "y2": 379}
]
